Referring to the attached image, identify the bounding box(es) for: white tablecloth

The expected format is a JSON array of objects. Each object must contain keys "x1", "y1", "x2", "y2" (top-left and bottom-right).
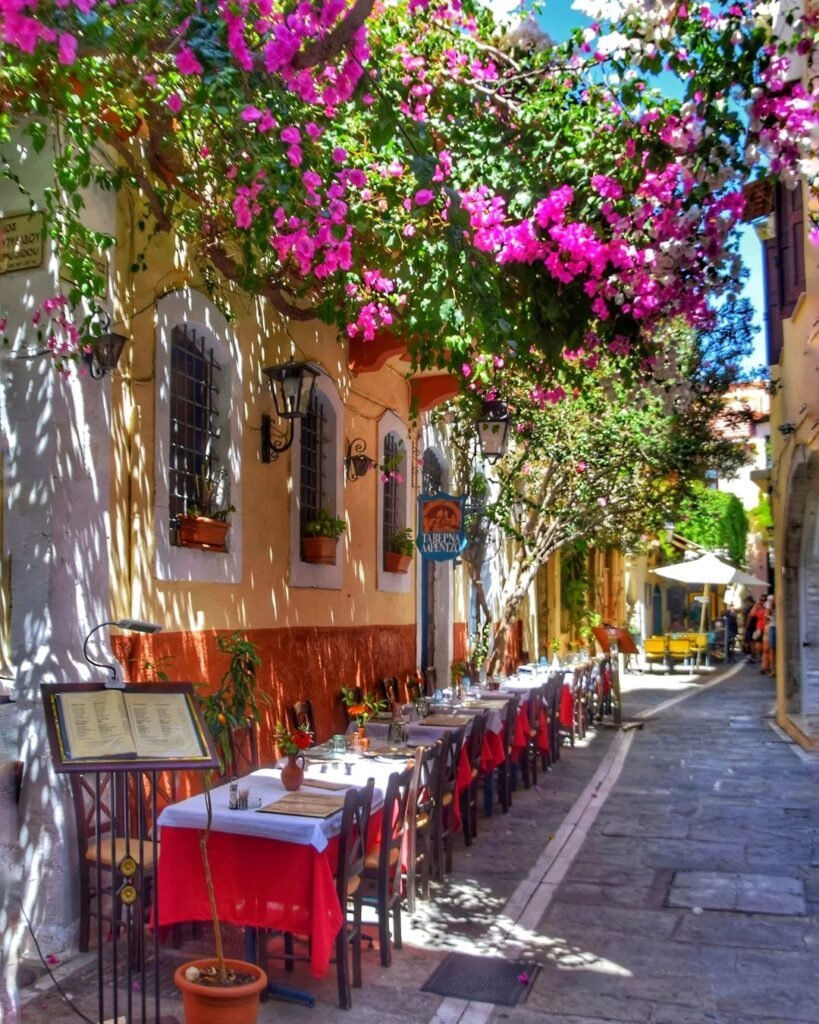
[{"x1": 157, "y1": 765, "x2": 388, "y2": 853}]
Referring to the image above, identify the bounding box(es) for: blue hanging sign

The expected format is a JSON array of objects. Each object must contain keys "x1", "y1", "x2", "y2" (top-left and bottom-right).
[{"x1": 417, "y1": 493, "x2": 467, "y2": 561}]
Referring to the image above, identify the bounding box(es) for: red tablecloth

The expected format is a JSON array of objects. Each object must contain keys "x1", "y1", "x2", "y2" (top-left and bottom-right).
[
  {"x1": 560, "y1": 685, "x2": 574, "y2": 727},
  {"x1": 158, "y1": 827, "x2": 342, "y2": 977}
]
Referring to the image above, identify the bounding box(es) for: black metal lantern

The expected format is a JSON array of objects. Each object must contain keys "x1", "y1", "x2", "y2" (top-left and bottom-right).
[
  {"x1": 82, "y1": 327, "x2": 128, "y2": 379},
  {"x1": 260, "y1": 359, "x2": 320, "y2": 462},
  {"x1": 476, "y1": 399, "x2": 511, "y2": 464},
  {"x1": 345, "y1": 438, "x2": 374, "y2": 481}
]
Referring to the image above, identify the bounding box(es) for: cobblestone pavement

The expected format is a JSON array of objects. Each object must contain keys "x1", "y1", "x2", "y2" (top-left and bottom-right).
[{"x1": 17, "y1": 663, "x2": 819, "y2": 1024}]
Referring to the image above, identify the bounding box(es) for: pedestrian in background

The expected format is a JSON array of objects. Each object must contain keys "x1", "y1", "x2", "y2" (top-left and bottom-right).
[{"x1": 761, "y1": 596, "x2": 776, "y2": 675}]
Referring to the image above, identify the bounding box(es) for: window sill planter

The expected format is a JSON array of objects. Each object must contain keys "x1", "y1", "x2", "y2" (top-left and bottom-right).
[
  {"x1": 301, "y1": 536, "x2": 338, "y2": 565},
  {"x1": 384, "y1": 552, "x2": 412, "y2": 575},
  {"x1": 177, "y1": 515, "x2": 230, "y2": 552}
]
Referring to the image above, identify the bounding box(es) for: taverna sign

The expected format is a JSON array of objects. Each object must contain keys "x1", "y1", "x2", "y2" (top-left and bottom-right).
[{"x1": 416, "y1": 493, "x2": 467, "y2": 562}]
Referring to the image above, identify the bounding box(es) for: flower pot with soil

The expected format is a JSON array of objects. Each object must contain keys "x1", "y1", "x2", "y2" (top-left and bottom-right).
[
  {"x1": 301, "y1": 507, "x2": 346, "y2": 564},
  {"x1": 385, "y1": 527, "x2": 415, "y2": 574}
]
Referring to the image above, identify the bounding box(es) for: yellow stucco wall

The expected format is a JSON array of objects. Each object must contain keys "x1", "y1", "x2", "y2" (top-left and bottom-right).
[{"x1": 109, "y1": 194, "x2": 417, "y2": 636}]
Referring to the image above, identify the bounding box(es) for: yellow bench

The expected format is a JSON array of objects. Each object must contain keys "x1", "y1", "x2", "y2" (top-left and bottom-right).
[{"x1": 667, "y1": 637, "x2": 692, "y2": 668}]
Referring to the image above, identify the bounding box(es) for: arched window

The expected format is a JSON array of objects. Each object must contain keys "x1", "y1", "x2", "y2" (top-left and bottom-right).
[
  {"x1": 289, "y1": 375, "x2": 343, "y2": 589},
  {"x1": 155, "y1": 289, "x2": 242, "y2": 584},
  {"x1": 376, "y1": 412, "x2": 411, "y2": 593},
  {"x1": 299, "y1": 390, "x2": 332, "y2": 538},
  {"x1": 422, "y1": 449, "x2": 443, "y2": 495},
  {"x1": 169, "y1": 324, "x2": 228, "y2": 532},
  {"x1": 382, "y1": 430, "x2": 406, "y2": 569}
]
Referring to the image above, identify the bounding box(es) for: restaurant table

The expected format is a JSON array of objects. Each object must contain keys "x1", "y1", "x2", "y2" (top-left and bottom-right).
[{"x1": 157, "y1": 760, "x2": 401, "y2": 978}]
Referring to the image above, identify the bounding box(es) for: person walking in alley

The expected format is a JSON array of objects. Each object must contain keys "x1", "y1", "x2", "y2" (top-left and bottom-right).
[
  {"x1": 748, "y1": 597, "x2": 765, "y2": 663},
  {"x1": 722, "y1": 605, "x2": 738, "y2": 663},
  {"x1": 760, "y1": 596, "x2": 776, "y2": 675}
]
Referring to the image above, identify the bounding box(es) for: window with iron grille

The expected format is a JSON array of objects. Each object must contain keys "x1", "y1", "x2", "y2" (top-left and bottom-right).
[
  {"x1": 422, "y1": 449, "x2": 443, "y2": 494},
  {"x1": 169, "y1": 325, "x2": 224, "y2": 537},
  {"x1": 382, "y1": 432, "x2": 404, "y2": 565},
  {"x1": 299, "y1": 391, "x2": 328, "y2": 535}
]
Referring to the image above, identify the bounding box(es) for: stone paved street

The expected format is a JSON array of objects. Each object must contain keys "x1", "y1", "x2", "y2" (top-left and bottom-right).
[{"x1": 19, "y1": 663, "x2": 819, "y2": 1024}]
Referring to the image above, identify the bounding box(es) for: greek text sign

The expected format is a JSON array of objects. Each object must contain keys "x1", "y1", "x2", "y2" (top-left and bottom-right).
[
  {"x1": 0, "y1": 213, "x2": 44, "y2": 275},
  {"x1": 417, "y1": 493, "x2": 466, "y2": 562}
]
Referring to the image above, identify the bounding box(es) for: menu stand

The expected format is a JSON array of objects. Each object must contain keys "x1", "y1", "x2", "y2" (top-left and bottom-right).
[{"x1": 42, "y1": 682, "x2": 219, "y2": 1024}]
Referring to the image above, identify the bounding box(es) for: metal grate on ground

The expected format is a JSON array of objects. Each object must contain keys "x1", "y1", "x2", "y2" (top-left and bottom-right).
[{"x1": 420, "y1": 952, "x2": 541, "y2": 1007}]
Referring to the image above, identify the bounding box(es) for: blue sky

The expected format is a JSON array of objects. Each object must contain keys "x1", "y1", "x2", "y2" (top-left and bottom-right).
[{"x1": 488, "y1": 0, "x2": 768, "y2": 370}]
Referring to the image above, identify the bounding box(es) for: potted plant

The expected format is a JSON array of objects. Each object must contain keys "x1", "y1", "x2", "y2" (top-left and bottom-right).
[
  {"x1": 385, "y1": 526, "x2": 415, "y2": 574},
  {"x1": 301, "y1": 507, "x2": 346, "y2": 564},
  {"x1": 175, "y1": 634, "x2": 270, "y2": 1022},
  {"x1": 274, "y1": 721, "x2": 312, "y2": 791},
  {"x1": 341, "y1": 686, "x2": 387, "y2": 747},
  {"x1": 177, "y1": 465, "x2": 235, "y2": 552}
]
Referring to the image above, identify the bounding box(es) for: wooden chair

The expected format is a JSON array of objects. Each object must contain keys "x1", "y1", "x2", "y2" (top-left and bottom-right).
[
  {"x1": 70, "y1": 770, "x2": 158, "y2": 966},
  {"x1": 379, "y1": 677, "x2": 401, "y2": 708},
  {"x1": 336, "y1": 778, "x2": 375, "y2": 1009},
  {"x1": 519, "y1": 687, "x2": 544, "y2": 789},
  {"x1": 216, "y1": 717, "x2": 261, "y2": 779},
  {"x1": 406, "y1": 677, "x2": 423, "y2": 702},
  {"x1": 288, "y1": 699, "x2": 317, "y2": 743},
  {"x1": 404, "y1": 741, "x2": 441, "y2": 914},
  {"x1": 459, "y1": 712, "x2": 486, "y2": 846},
  {"x1": 360, "y1": 766, "x2": 413, "y2": 967},
  {"x1": 432, "y1": 726, "x2": 467, "y2": 879},
  {"x1": 259, "y1": 779, "x2": 375, "y2": 1008},
  {"x1": 495, "y1": 695, "x2": 519, "y2": 814}
]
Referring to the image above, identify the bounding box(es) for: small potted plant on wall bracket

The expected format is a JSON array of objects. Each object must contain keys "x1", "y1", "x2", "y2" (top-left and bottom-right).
[
  {"x1": 385, "y1": 527, "x2": 415, "y2": 574},
  {"x1": 177, "y1": 465, "x2": 235, "y2": 552},
  {"x1": 302, "y1": 507, "x2": 347, "y2": 564}
]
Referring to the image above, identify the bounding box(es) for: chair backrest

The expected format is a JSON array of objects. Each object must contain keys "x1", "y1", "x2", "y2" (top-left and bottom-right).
[
  {"x1": 70, "y1": 769, "x2": 154, "y2": 857},
  {"x1": 335, "y1": 778, "x2": 375, "y2": 904},
  {"x1": 376, "y1": 765, "x2": 414, "y2": 877},
  {"x1": 380, "y1": 677, "x2": 400, "y2": 707},
  {"x1": 288, "y1": 699, "x2": 317, "y2": 743},
  {"x1": 464, "y1": 712, "x2": 487, "y2": 774},
  {"x1": 225, "y1": 717, "x2": 260, "y2": 778},
  {"x1": 440, "y1": 727, "x2": 466, "y2": 800},
  {"x1": 502, "y1": 695, "x2": 519, "y2": 754},
  {"x1": 526, "y1": 687, "x2": 544, "y2": 736},
  {"x1": 406, "y1": 677, "x2": 423, "y2": 702},
  {"x1": 414, "y1": 738, "x2": 443, "y2": 822}
]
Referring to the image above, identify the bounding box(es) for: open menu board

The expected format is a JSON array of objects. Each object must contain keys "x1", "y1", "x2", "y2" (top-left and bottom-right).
[{"x1": 42, "y1": 682, "x2": 220, "y2": 773}]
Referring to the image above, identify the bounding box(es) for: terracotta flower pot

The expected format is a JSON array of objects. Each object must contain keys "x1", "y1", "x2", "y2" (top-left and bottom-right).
[
  {"x1": 177, "y1": 515, "x2": 230, "y2": 551},
  {"x1": 280, "y1": 752, "x2": 305, "y2": 791},
  {"x1": 384, "y1": 551, "x2": 412, "y2": 574},
  {"x1": 174, "y1": 958, "x2": 267, "y2": 1024},
  {"x1": 301, "y1": 535, "x2": 338, "y2": 564}
]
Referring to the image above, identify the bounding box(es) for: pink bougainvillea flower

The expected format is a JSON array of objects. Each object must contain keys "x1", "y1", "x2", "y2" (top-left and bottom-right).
[
  {"x1": 461, "y1": 362, "x2": 472, "y2": 378},
  {"x1": 576, "y1": 461, "x2": 587, "y2": 473},
  {"x1": 280, "y1": 126, "x2": 301, "y2": 144},
  {"x1": 167, "y1": 93, "x2": 183, "y2": 114},
  {"x1": 331, "y1": 146, "x2": 348, "y2": 163},
  {"x1": 176, "y1": 46, "x2": 203, "y2": 75},
  {"x1": 57, "y1": 32, "x2": 77, "y2": 65},
  {"x1": 415, "y1": 189, "x2": 435, "y2": 206}
]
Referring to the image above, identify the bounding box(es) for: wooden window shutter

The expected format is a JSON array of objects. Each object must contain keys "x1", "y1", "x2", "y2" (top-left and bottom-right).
[
  {"x1": 762, "y1": 236, "x2": 783, "y2": 366},
  {"x1": 776, "y1": 181, "x2": 805, "y2": 318}
]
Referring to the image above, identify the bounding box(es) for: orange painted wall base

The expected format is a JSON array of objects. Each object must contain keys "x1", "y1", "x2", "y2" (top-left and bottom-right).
[{"x1": 113, "y1": 623, "x2": 416, "y2": 768}]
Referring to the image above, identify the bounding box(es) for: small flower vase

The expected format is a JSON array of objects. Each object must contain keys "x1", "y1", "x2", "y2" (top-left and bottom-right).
[
  {"x1": 281, "y1": 752, "x2": 305, "y2": 791},
  {"x1": 356, "y1": 726, "x2": 369, "y2": 752}
]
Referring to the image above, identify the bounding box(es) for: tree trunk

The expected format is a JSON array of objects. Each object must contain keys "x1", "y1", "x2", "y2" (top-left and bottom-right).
[{"x1": 487, "y1": 548, "x2": 542, "y2": 674}]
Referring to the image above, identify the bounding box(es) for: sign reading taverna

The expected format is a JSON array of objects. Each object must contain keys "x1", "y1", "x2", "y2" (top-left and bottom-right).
[
  {"x1": 0, "y1": 212, "x2": 44, "y2": 275},
  {"x1": 417, "y1": 493, "x2": 466, "y2": 561}
]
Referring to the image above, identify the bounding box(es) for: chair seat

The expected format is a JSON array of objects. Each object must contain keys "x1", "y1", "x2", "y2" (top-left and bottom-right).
[
  {"x1": 86, "y1": 837, "x2": 158, "y2": 870},
  {"x1": 364, "y1": 846, "x2": 400, "y2": 871}
]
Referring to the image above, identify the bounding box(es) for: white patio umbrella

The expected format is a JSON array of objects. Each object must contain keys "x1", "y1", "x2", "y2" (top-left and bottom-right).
[
  {"x1": 651, "y1": 551, "x2": 768, "y2": 589},
  {"x1": 651, "y1": 552, "x2": 768, "y2": 660}
]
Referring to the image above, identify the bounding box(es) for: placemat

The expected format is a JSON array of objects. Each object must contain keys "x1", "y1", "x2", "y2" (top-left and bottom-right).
[
  {"x1": 420, "y1": 715, "x2": 473, "y2": 728},
  {"x1": 301, "y1": 777, "x2": 352, "y2": 791},
  {"x1": 257, "y1": 792, "x2": 345, "y2": 818}
]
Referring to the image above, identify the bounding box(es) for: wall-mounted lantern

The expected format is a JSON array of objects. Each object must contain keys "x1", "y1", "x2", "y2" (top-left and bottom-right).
[
  {"x1": 260, "y1": 359, "x2": 319, "y2": 463},
  {"x1": 476, "y1": 399, "x2": 511, "y2": 464}
]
